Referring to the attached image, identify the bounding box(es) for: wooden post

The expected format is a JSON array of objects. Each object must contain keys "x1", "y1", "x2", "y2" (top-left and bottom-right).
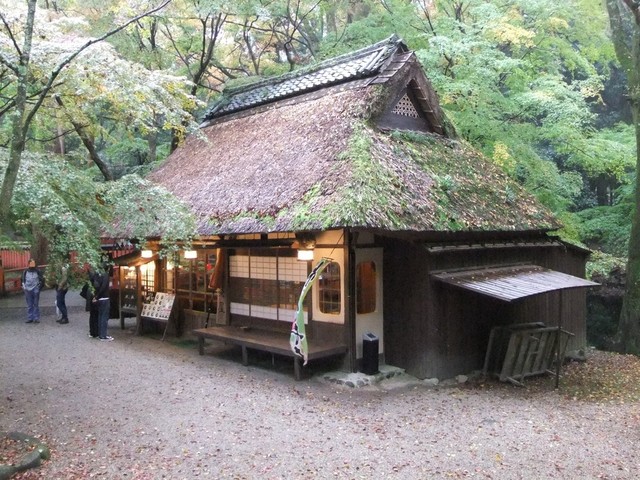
[
  {"x1": 241, "y1": 345, "x2": 249, "y2": 366},
  {"x1": 136, "y1": 265, "x2": 143, "y2": 335},
  {"x1": 345, "y1": 228, "x2": 357, "y2": 373},
  {"x1": 294, "y1": 357, "x2": 301, "y2": 381},
  {"x1": 555, "y1": 291, "x2": 564, "y2": 389}
]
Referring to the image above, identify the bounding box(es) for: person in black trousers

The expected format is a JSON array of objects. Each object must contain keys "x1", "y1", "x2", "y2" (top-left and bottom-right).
[
  {"x1": 56, "y1": 264, "x2": 69, "y2": 324},
  {"x1": 92, "y1": 265, "x2": 112, "y2": 341},
  {"x1": 83, "y1": 268, "x2": 100, "y2": 338}
]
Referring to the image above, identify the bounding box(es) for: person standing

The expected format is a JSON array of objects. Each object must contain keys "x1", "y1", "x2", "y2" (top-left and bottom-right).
[
  {"x1": 81, "y1": 268, "x2": 99, "y2": 338},
  {"x1": 22, "y1": 259, "x2": 44, "y2": 324},
  {"x1": 93, "y1": 265, "x2": 113, "y2": 341},
  {"x1": 56, "y1": 264, "x2": 70, "y2": 324}
]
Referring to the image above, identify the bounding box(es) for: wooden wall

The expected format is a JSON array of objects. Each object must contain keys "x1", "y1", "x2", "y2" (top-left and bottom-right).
[{"x1": 381, "y1": 236, "x2": 591, "y2": 379}]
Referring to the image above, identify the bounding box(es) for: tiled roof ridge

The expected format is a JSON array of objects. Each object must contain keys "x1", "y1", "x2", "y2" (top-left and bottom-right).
[
  {"x1": 227, "y1": 34, "x2": 404, "y2": 95},
  {"x1": 203, "y1": 34, "x2": 407, "y2": 121}
]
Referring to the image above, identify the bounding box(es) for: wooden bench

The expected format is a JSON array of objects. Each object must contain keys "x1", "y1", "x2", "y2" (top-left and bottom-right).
[{"x1": 193, "y1": 326, "x2": 347, "y2": 380}]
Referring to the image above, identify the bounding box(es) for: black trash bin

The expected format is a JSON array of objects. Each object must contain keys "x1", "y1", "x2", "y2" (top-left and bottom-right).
[{"x1": 361, "y1": 332, "x2": 379, "y2": 375}]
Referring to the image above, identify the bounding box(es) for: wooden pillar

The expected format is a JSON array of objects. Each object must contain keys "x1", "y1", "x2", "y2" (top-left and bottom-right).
[
  {"x1": 555, "y1": 291, "x2": 564, "y2": 389},
  {"x1": 136, "y1": 266, "x2": 143, "y2": 335},
  {"x1": 345, "y1": 228, "x2": 357, "y2": 372}
]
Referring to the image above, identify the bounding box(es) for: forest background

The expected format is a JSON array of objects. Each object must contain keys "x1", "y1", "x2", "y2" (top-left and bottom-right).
[{"x1": 0, "y1": 0, "x2": 635, "y2": 349}]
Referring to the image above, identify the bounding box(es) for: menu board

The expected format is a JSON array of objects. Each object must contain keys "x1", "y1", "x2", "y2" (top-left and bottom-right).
[
  {"x1": 140, "y1": 292, "x2": 175, "y2": 321},
  {"x1": 120, "y1": 268, "x2": 138, "y2": 313}
]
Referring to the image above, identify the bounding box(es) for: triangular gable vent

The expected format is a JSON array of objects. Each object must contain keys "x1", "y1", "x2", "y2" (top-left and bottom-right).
[{"x1": 391, "y1": 93, "x2": 420, "y2": 118}]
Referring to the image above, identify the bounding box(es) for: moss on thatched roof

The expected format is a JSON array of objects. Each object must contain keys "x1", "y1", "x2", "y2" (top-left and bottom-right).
[
  {"x1": 148, "y1": 35, "x2": 557, "y2": 236},
  {"x1": 148, "y1": 83, "x2": 557, "y2": 235}
]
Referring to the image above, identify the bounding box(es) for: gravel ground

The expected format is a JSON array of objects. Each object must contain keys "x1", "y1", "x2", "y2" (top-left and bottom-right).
[{"x1": 1, "y1": 296, "x2": 639, "y2": 480}]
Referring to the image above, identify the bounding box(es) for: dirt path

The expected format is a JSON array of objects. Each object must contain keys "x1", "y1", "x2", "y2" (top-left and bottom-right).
[{"x1": 1, "y1": 296, "x2": 639, "y2": 479}]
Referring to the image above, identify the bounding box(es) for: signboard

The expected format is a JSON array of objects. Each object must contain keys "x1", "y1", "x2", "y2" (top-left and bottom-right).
[{"x1": 141, "y1": 292, "x2": 175, "y2": 321}]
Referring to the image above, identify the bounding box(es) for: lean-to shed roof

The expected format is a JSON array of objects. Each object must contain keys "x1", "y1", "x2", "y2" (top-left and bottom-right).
[{"x1": 147, "y1": 36, "x2": 558, "y2": 236}]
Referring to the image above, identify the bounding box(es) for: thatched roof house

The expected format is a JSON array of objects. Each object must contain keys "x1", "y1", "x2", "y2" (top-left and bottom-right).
[
  {"x1": 145, "y1": 35, "x2": 596, "y2": 381},
  {"x1": 149, "y1": 35, "x2": 556, "y2": 236}
]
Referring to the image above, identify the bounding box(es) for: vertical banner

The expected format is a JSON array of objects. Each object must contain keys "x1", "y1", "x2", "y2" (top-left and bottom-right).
[
  {"x1": 209, "y1": 248, "x2": 226, "y2": 291},
  {"x1": 290, "y1": 257, "x2": 332, "y2": 365}
]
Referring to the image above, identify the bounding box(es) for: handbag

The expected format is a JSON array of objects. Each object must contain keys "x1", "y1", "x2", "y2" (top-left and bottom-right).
[{"x1": 79, "y1": 283, "x2": 89, "y2": 299}]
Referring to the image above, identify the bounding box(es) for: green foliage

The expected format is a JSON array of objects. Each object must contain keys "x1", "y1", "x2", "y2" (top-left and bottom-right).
[
  {"x1": 401, "y1": 0, "x2": 618, "y2": 223},
  {"x1": 1, "y1": 148, "x2": 196, "y2": 268},
  {"x1": 0, "y1": 1, "x2": 202, "y2": 169},
  {"x1": 577, "y1": 181, "x2": 633, "y2": 257},
  {"x1": 0, "y1": 0, "x2": 633, "y2": 284},
  {"x1": 101, "y1": 174, "x2": 197, "y2": 253},
  {"x1": 102, "y1": 136, "x2": 172, "y2": 178},
  {"x1": 324, "y1": 0, "x2": 423, "y2": 54},
  {"x1": 552, "y1": 211, "x2": 585, "y2": 247},
  {"x1": 587, "y1": 250, "x2": 626, "y2": 279},
  {"x1": 7, "y1": 150, "x2": 108, "y2": 271},
  {"x1": 565, "y1": 123, "x2": 636, "y2": 182}
]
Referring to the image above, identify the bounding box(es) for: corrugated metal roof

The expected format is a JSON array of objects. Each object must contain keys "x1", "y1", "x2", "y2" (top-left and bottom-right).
[{"x1": 431, "y1": 265, "x2": 599, "y2": 302}]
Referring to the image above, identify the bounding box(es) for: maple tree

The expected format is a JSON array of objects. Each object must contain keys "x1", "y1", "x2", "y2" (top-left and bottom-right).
[{"x1": 0, "y1": 0, "x2": 178, "y2": 233}]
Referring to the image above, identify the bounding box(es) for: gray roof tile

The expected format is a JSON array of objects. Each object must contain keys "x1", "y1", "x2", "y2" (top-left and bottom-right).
[{"x1": 204, "y1": 35, "x2": 406, "y2": 121}]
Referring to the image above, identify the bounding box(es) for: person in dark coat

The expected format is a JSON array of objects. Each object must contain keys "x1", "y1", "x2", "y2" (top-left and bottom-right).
[
  {"x1": 92, "y1": 265, "x2": 112, "y2": 341},
  {"x1": 83, "y1": 268, "x2": 100, "y2": 338},
  {"x1": 22, "y1": 259, "x2": 44, "y2": 324}
]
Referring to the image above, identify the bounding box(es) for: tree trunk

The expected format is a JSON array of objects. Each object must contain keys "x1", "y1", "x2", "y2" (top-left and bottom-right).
[
  {"x1": 74, "y1": 124, "x2": 114, "y2": 181},
  {"x1": 54, "y1": 96, "x2": 113, "y2": 180},
  {"x1": 147, "y1": 131, "x2": 157, "y2": 164},
  {"x1": 0, "y1": 113, "x2": 28, "y2": 231},
  {"x1": 618, "y1": 120, "x2": 640, "y2": 353},
  {"x1": 607, "y1": 0, "x2": 640, "y2": 353},
  {"x1": 0, "y1": 0, "x2": 37, "y2": 234},
  {"x1": 31, "y1": 225, "x2": 49, "y2": 268}
]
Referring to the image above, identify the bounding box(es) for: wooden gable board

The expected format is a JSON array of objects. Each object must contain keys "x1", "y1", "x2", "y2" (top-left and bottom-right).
[{"x1": 373, "y1": 57, "x2": 445, "y2": 134}]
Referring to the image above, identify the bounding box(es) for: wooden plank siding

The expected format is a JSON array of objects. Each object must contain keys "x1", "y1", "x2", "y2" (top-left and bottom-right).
[
  {"x1": 381, "y1": 235, "x2": 591, "y2": 380},
  {"x1": 0, "y1": 250, "x2": 31, "y2": 269}
]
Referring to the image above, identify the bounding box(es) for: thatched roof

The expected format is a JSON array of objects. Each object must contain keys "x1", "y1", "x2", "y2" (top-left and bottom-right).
[{"x1": 147, "y1": 37, "x2": 558, "y2": 236}]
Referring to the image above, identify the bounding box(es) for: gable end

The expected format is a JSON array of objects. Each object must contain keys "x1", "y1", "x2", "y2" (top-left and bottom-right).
[{"x1": 377, "y1": 79, "x2": 442, "y2": 134}]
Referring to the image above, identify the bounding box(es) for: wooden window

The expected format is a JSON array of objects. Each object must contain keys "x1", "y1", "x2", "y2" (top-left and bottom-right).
[
  {"x1": 356, "y1": 261, "x2": 377, "y2": 314},
  {"x1": 173, "y1": 249, "x2": 218, "y2": 311},
  {"x1": 229, "y1": 251, "x2": 308, "y2": 322},
  {"x1": 140, "y1": 261, "x2": 155, "y2": 292},
  {"x1": 318, "y1": 262, "x2": 341, "y2": 315}
]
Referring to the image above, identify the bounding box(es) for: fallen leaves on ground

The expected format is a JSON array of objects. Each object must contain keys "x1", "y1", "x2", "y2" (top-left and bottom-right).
[
  {"x1": 2, "y1": 349, "x2": 639, "y2": 479},
  {"x1": 0, "y1": 436, "x2": 36, "y2": 465},
  {"x1": 560, "y1": 349, "x2": 640, "y2": 403}
]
